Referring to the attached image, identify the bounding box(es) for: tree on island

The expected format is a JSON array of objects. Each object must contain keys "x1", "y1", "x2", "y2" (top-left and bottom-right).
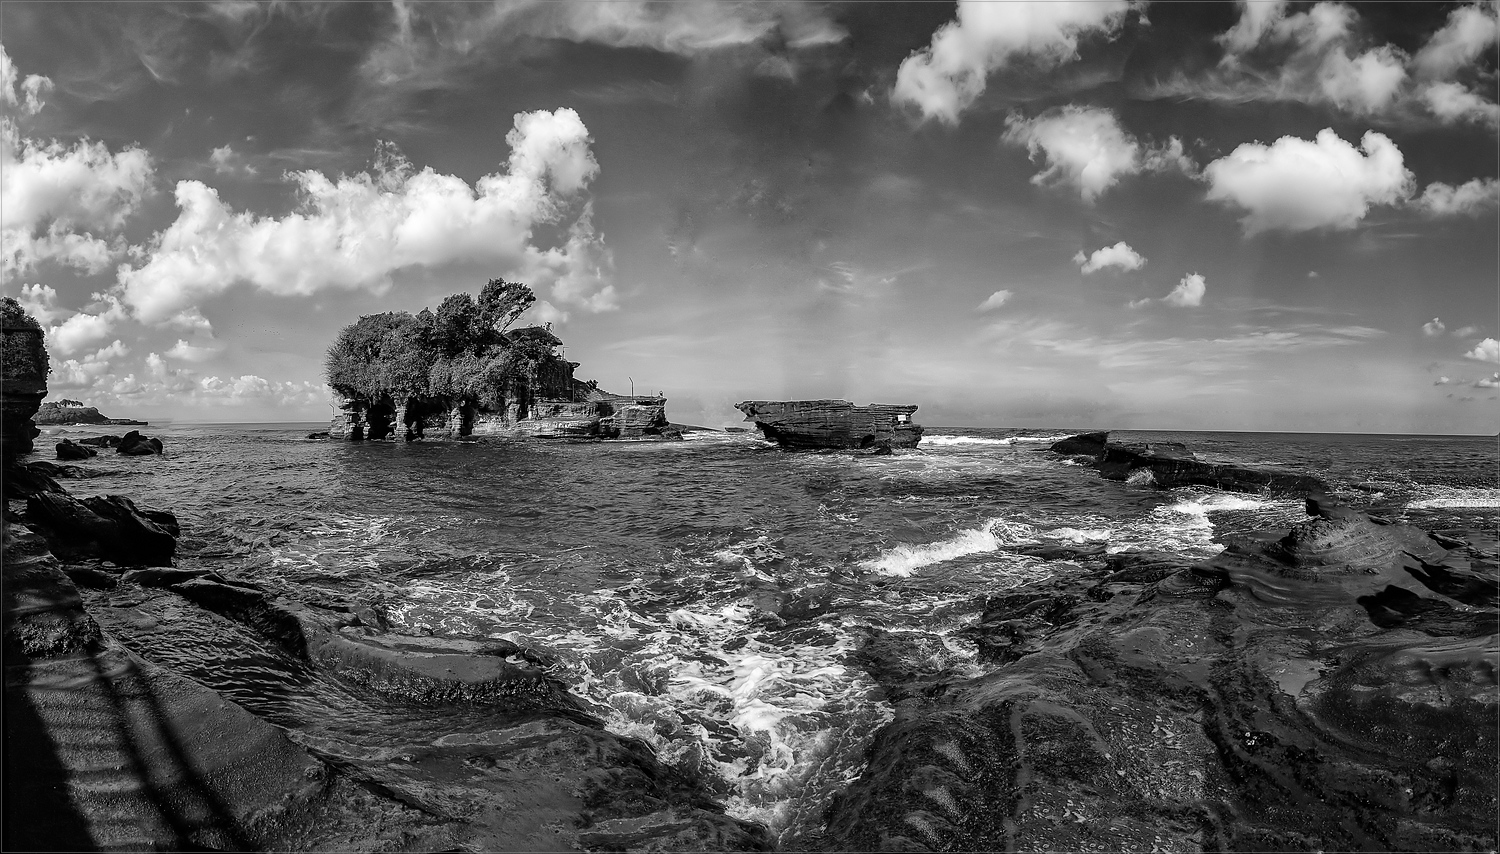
[
  {"x1": 325, "y1": 279, "x2": 554, "y2": 412},
  {"x1": 2, "y1": 297, "x2": 49, "y2": 384}
]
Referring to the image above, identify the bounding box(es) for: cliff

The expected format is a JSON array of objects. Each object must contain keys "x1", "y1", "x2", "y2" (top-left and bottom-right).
[
  {"x1": 2, "y1": 297, "x2": 48, "y2": 458},
  {"x1": 325, "y1": 280, "x2": 674, "y2": 442},
  {"x1": 35, "y1": 399, "x2": 148, "y2": 426}
]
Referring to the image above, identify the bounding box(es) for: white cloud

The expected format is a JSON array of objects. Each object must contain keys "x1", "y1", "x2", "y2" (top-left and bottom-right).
[
  {"x1": 119, "y1": 108, "x2": 616, "y2": 323},
  {"x1": 165, "y1": 339, "x2": 223, "y2": 362},
  {"x1": 1, "y1": 126, "x2": 155, "y2": 274},
  {"x1": 1146, "y1": 2, "x2": 1499, "y2": 126},
  {"x1": 1477, "y1": 373, "x2": 1500, "y2": 389},
  {"x1": 976, "y1": 289, "x2": 1013, "y2": 311},
  {"x1": 1002, "y1": 107, "x2": 1193, "y2": 203},
  {"x1": 44, "y1": 296, "x2": 128, "y2": 357},
  {"x1": 1203, "y1": 129, "x2": 1413, "y2": 234},
  {"x1": 1413, "y1": 3, "x2": 1499, "y2": 80},
  {"x1": 209, "y1": 144, "x2": 257, "y2": 176},
  {"x1": 1, "y1": 44, "x2": 53, "y2": 115},
  {"x1": 1452, "y1": 325, "x2": 1480, "y2": 338},
  {"x1": 1423, "y1": 317, "x2": 1447, "y2": 337},
  {"x1": 892, "y1": 0, "x2": 1131, "y2": 124},
  {"x1": 1421, "y1": 81, "x2": 1500, "y2": 125},
  {"x1": 1434, "y1": 376, "x2": 1451, "y2": 385},
  {"x1": 1415, "y1": 178, "x2": 1500, "y2": 217},
  {"x1": 1164, "y1": 273, "x2": 1206, "y2": 308},
  {"x1": 16, "y1": 283, "x2": 65, "y2": 325},
  {"x1": 1074, "y1": 241, "x2": 1146, "y2": 274},
  {"x1": 1466, "y1": 338, "x2": 1500, "y2": 364}
]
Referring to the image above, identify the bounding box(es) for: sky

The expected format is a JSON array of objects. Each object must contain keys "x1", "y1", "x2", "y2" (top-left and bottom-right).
[{"x1": 1, "y1": 0, "x2": 1497, "y2": 433}]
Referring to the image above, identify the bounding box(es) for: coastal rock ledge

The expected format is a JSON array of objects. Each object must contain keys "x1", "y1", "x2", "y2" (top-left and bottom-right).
[{"x1": 735, "y1": 400, "x2": 923, "y2": 451}]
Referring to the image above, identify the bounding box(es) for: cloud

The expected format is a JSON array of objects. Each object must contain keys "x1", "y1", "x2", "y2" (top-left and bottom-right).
[
  {"x1": 1, "y1": 44, "x2": 53, "y2": 115},
  {"x1": 1002, "y1": 107, "x2": 1193, "y2": 203},
  {"x1": 16, "y1": 283, "x2": 66, "y2": 325},
  {"x1": 1, "y1": 126, "x2": 155, "y2": 275},
  {"x1": 1452, "y1": 326, "x2": 1480, "y2": 338},
  {"x1": 1423, "y1": 317, "x2": 1448, "y2": 337},
  {"x1": 1466, "y1": 338, "x2": 1500, "y2": 363},
  {"x1": 1477, "y1": 373, "x2": 1500, "y2": 388},
  {"x1": 1434, "y1": 376, "x2": 1451, "y2": 385},
  {"x1": 1164, "y1": 272, "x2": 1206, "y2": 307},
  {"x1": 1415, "y1": 178, "x2": 1500, "y2": 217},
  {"x1": 209, "y1": 144, "x2": 257, "y2": 177},
  {"x1": 165, "y1": 339, "x2": 223, "y2": 362},
  {"x1": 1202, "y1": 129, "x2": 1412, "y2": 234},
  {"x1": 1143, "y1": 1, "x2": 1499, "y2": 126},
  {"x1": 892, "y1": 0, "x2": 1131, "y2": 124},
  {"x1": 976, "y1": 289, "x2": 1013, "y2": 312},
  {"x1": 1074, "y1": 241, "x2": 1146, "y2": 274},
  {"x1": 1413, "y1": 3, "x2": 1499, "y2": 80},
  {"x1": 44, "y1": 296, "x2": 128, "y2": 357},
  {"x1": 119, "y1": 108, "x2": 616, "y2": 323}
]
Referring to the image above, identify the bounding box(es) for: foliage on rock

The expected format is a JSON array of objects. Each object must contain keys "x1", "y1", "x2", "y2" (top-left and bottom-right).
[
  {"x1": 325, "y1": 279, "x2": 546, "y2": 407},
  {"x1": 2, "y1": 296, "x2": 49, "y2": 383}
]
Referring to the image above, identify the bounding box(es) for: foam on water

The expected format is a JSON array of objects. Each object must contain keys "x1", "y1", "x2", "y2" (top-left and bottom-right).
[
  {"x1": 860, "y1": 518, "x2": 1041, "y2": 576},
  {"x1": 1405, "y1": 487, "x2": 1500, "y2": 511},
  {"x1": 922, "y1": 433, "x2": 1075, "y2": 446}
]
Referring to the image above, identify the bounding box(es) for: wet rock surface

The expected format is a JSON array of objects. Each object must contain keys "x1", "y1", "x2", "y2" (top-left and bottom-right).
[
  {"x1": 735, "y1": 400, "x2": 924, "y2": 451},
  {"x1": 819, "y1": 498, "x2": 1498, "y2": 852},
  {"x1": 117, "y1": 429, "x2": 165, "y2": 456},
  {"x1": 1053, "y1": 431, "x2": 1329, "y2": 495}
]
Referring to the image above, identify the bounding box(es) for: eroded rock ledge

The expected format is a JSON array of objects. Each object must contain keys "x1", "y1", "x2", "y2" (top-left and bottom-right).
[
  {"x1": 735, "y1": 400, "x2": 923, "y2": 451},
  {"x1": 1051, "y1": 430, "x2": 1329, "y2": 495}
]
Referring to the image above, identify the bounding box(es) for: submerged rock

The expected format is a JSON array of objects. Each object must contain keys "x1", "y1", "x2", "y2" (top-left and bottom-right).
[
  {"x1": 734, "y1": 400, "x2": 924, "y2": 451},
  {"x1": 76, "y1": 434, "x2": 121, "y2": 447},
  {"x1": 820, "y1": 500, "x2": 1498, "y2": 852}
]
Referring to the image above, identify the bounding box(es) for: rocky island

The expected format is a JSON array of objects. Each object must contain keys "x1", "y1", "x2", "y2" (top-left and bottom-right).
[
  {"x1": 326, "y1": 279, "x2": 677, "y2": 442},
  {"x1": 735, "y1": 400, "x2": 923, "y2": 451},
  {"x1": 34, "y1": 399, "x2": 148, "y2": 427}
]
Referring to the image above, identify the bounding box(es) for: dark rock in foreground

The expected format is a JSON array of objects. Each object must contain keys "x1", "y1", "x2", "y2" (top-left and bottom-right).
[
  {"x1": 2, "y1": 298, "x2": 47, "y2": 458},
  {"x1": 1052, "y1": 430, "x2": 1328, "y2": 495},
  {"x1": 735, "y1": 400, "x2": 924, "y2": 451},
  {"x1": 25, "y1": 492, "x2": 179, "y2": 566},
  {"x1": 819, "y1": 499, "x2": 1498, "y2": 852},
  {"x1": 117, "y1": 430, "x2": 164, "y2": 456}
]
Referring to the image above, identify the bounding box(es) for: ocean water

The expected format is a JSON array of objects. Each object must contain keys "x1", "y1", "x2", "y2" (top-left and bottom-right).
[{"x1": 39, "y1": 423, "x2": 1500, "y2": 844}]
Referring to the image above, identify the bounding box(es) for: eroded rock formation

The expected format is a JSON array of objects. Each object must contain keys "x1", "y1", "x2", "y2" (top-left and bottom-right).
[
  {"x1": 735, "y1": 400, "x2": 923, "y2": 451},
  {"x1": 35, "y1": 399, "x2": 147, "y2": 426},
  {"x1": 818, "y1": 497, "x2": 1498, "y2": 852},
  {"x1": 1053, "y1": 430, "x2": 1328, "y2": 495},
  {"x1": 2, "y1": 297, "x2": 47, "y2": 459}
]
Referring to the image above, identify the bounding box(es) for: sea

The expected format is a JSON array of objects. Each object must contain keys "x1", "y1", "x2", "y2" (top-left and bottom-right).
[{"x1": 38, "y1": 423, "x2": 1500, "y2": 845}]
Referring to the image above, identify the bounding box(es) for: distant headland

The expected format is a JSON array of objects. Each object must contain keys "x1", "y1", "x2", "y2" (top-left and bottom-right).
[{"x1": 34, "y1": 399, "x2": 148, "y2": 427}]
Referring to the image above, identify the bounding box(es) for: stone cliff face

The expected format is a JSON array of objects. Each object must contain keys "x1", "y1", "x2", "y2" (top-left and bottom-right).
[
  {"x1": 34, "y1": 399, "x2": 148, "y2": 426},
  {"x1": 330, "y1": 390, "x2": 671, "y2": 441},
  {"x1": 2, "y1": 298, "x2": 48, "y2": 458}
]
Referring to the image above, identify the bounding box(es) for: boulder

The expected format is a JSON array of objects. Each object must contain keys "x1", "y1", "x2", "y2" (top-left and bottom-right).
[
  {"x1": 25, "y1": 492, "x2": 178, "y2": 566},
  {"x1": 55, "y1": 438, "x2": 96, "y2": 460},
  {"x1": 3, "y1": 461, "x2": 65, "y2": 500},
  {"x1": 76, "y1": 435, "x2": 121, "y2": 447},
  {"x1": 117, "y1": 430, "x2": 164, "y2": 456},
  {"x1": 1049, "y1": 430, "x2": 1109, "y2": 456}
]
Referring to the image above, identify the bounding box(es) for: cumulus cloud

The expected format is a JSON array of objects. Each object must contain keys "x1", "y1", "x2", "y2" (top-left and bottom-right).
[
  {"x1": 1002, "y1": 107, "x2": 1194, "y2": 203},
  {"x1": 1466, "y1": 338, "x2": 1500, "y2": 364},
  {"x1": 1415, "y1": 178, "x2": 1500, "y2": 217},
  {"x1": 165, "y1": 339, "x2": 224, "y2": 362},
  {"x1": 44, "y1": 296, "x2": 128, "y2": 357},
  {"x1": 1434, "y1": 376, "x2": 1451, "y2": 385},
  {"x1": 16, "y1": 283, "x2": 66, "y2": 325},
  {"x1": 1074, "y1": 241, "x2": 1146, "y2": 274},
  {"x1": 1423, "y1": 317, "x2": 1447, "y2": 336},
  {"x1": 118, "y1": 108, "x2": 616, "y2": 323},
  {"x1": 1477, "y1": 373, "x2": 1500, "y2": 389},
  {"x1": 1163, "y1": 273, "x2": 1206, "y2": 307},
  {"x1": 1, "y1": 126, "x2": 155, "y2": 274},
  {"x1": 892, "y1": 0, "x2": 1131, "y2": 124},
  {"x1": 1144, "y1": 1, "x2": 1499, "y2": 126},
  {"x1": 976, "y1": 289, "x2": 1013, "y2": 311},
  {"x1": 1, "y1": 44, "x2": 53, "y2": 115},
  {"x1": 1203, "y1": 129, "x2": 1412, "y2": 234}
]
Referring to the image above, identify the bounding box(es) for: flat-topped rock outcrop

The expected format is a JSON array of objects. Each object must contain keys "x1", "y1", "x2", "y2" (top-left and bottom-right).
[
  {"x1": 735, "y1": 400, "x2": 923, "y2": 451},
  {"x1": 1051, "y1": 430, "x2": 1328, "y2": 495},
  {"x1": 34, "y1": 399, "x2": 147, "y2": 426}
]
